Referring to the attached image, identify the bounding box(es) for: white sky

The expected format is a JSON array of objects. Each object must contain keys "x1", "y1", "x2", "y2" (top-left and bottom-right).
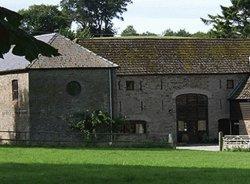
[{"x1": 1, "y1": 0, "x2": 232, "y2": 34}]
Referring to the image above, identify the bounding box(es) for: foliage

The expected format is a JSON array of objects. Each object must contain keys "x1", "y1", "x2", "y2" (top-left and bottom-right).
[
  {"x1": 140, "y1": 31, "x2": 157, "y2": 36},
  {"x1": 60, "y1": 0, "x2": 132, "y2": 37},
  {"x1": 67, "y1": 110, "x2": 125, "y2": 135},
  {"x1": 59, "y1": 27, "x2": 92, "y2": 40},
  {"x1": 201, "y1": 0, "x2": 250, "y2": 38},
  {"x1": 19, "y1": 5, "x2": 71, "y2": 35},
  {"x1": 163, "y1": 28, "x2": 191, "y2": 37},
  {"x1": 0, "y1": 6, "x2": 60, "y2": 61},
  {"x1": 163, "y1": 28, "x2": 175, "y2": 36},
  {"x1": 175, "y1": 29, "x2": 191, "y2": 37},
  {"x1": 121, "y1": 25, "x2": 157, "y2": 37},
  {"x1": 192, "y1": 31, "x2": 210, "y2": 38},
  {"x1": 1, "y1": 147, "x2": 250, "y2": 183},
  {"x1": 121, "y1": 25, "x2": 138, "y2": 36}
]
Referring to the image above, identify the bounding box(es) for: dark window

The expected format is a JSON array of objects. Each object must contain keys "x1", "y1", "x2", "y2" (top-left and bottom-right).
[
  {"x1": 139, "y1": 81, "x2": 143, "y2": 91},
  {"x1": 140, "y1": 101, "x2": 144, "y2": 111},
  {"x1": 118, "y1": 81, "x2": 121, "y2": 90},
  {"x1": 126, "y1": 81, "x2": 134, "y2": 90},
  {"x1": 66, "y1": 81, "x2": 81, "y2": 96},
  {"x1": 122, "y1": 121, "x2": 147, "y2": 134},
  {"x1": 12, "y1": 80, "x2": 18, "y2": 100},
  {"x1": 227, "y1": 80, "x2": 234, "y2": 89}
]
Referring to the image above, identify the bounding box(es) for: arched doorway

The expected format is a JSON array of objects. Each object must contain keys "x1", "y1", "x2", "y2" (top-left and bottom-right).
[{"x1": 176, "y1": 94, "x2": 208, "y2": 143}]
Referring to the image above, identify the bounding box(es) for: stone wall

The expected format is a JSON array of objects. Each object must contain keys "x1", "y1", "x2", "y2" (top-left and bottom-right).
[
  {"x1": 0, "y1": 72, "x2": 29, "y2": 142},
  {"x1": 116, "y1": 74, "x2": 248, "y2": 141},
  {"x1": 28, "y1": 69, "x2": 115, "y2": 143}
]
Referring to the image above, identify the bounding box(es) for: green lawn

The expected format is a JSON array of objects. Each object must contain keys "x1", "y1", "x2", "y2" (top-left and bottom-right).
[{"x1": 0, "y1": 147, "x2": 250, "y2": 184}]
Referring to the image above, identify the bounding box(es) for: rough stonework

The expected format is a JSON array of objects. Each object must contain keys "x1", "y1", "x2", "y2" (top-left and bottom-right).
[
  {"x1": 0, "y1": 72, "x2": 29, "y2": 142},
  {"x1": 28, "y1": 69, "x2": 115, "y2": 142},
  {"x1": 116, "y1": 74, "x2": 248, "y2": 141}
]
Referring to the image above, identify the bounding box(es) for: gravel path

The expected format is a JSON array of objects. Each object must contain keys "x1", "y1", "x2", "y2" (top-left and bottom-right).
[{"x1": 176, "y1": 145, "x2": 220, "y2": 152}]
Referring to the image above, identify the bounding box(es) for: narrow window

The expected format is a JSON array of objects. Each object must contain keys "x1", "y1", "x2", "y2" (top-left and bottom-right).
[
  {"x1": 219, "y1": 79, "x2": 222, "y2": 89},
  {"x1": 227, "y1": 80, "x2": 234, "y2": 89},
  {"x1": 219, "y1": 99, "x2": 222, "y2": 109},
  {"x1": 161, "y1": 100, "x2": 164, "y2": 111},
  {"x1": 118, "y1": 81, "x2": 121, "y2": 90},
  {"x1": 160, "y1": 80, "x2": 163, "y2": 90},
  {"x1": 12, "y1": 80, "x2": 18, "y2": 100},
  {"x1": 119, "y1": 101, "x2": 122, "y2": 112},
  {"x1": 140, "y1": 101, "x2": 144, "y2": 111},
  {"x1": 139, "y1": 81, "x2": 143, "y2": 91},
  {"x1": 126, "y1": 81, "x2": 134, "y2": 90}
]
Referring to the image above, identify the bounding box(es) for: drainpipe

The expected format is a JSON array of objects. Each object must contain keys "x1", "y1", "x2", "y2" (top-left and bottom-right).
[
  {"x1": 108, "y1": 69, "x2": 113, "y2": 118},
  {"x1": 108, "y1": 69, "x2": 113, "y2": 144}
]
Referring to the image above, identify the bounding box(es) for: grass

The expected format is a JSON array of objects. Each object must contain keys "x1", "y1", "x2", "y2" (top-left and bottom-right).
[{"x1": 0, "y1": 147, "x2": 250, "y2": 184}]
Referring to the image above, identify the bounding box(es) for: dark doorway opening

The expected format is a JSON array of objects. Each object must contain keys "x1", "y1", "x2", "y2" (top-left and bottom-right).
[
  {"x1": 176, "y1": 94, "x2": 208, "y2": 144},
  {"x1": 218, "y1": 119, "x2": 239, "y2": 135}
]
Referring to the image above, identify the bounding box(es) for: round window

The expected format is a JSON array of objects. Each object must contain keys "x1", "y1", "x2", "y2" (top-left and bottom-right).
[{"x1": 66, "y1": 81, "x2": 81, "y2": 96}]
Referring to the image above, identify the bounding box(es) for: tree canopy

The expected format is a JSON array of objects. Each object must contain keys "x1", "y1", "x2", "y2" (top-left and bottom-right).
[
  {"x1": 0, "y1": 7, "x2": 60, "y2": 61},
  {"x1": 60, "y1": 0, "x2": 132, "y2": 37},
  {"x1": 121, "y1": 25, "x2": 138, "y2": 36},
  {"x1": 202, "y1": 0, "x2": 250, "y2": 38},
  {"x1": 19, "y1": 5, "x2": 71, "y2": 35}
]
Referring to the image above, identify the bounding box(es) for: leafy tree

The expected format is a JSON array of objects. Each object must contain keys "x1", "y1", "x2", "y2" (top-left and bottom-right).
[
  {"x1": 175, "y1": 29, "x2": 191, "y2": 37},
  {"x1": 163, "y1": 28, "x2": 175, "y2": 36},
  {"x1": 59, "y1": 27, "x2": 92, "y2": 40},
  {"x1": 61, "y1": 0, "x2": 132, "y2": 37},
  {"x1": 68, "y1": 110, "x2": 125, "y2": 135},
  {"x1": 141, "y1": 31, "x2": 157, "y2": 36},
  {"x1": 192, "y1": 31, "x2": 209, "y2": 38},
  {"x1": 163, "y1": 28, "x2": 191, "y2": 37},
  {"x1": 0, "y1": 7, "x2": 59, "y2": 61},
  {"x1": 201, "y1": 0, "x2": 250, "y2": 38},
  {"x1": 121, "y1": 25, "x2": 138, "y2": 36},
  {"x1": 19, "y1": 5, "x2": 71, "y2": 35}
]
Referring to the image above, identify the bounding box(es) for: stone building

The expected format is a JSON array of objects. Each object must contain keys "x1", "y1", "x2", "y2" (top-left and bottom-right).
[
  {"x1": 80, "y1": 38, "x2": 250, "y2": 143},
  {"x1": 0, "y1": 33, "x2": 117, "y2": 143},
  {"x1": 0, "y1": 33, "x2": 250, "y2": 144}
]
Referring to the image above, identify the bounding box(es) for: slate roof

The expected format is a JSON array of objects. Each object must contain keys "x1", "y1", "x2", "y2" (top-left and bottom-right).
[
  {"x1": 229, "y1": 76, "x2": 250, "y2": 100},
  {"x1": 0, "y1": 33, "x2": 117, "y2": 73},
  {"x1": 79, "y1": 38, "x2": 250, "y2": 75}
]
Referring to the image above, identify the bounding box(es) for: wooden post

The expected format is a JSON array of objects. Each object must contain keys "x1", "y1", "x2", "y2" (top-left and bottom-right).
[
  {"x1": 219, "y1": 131, "x2": 223, "y2": 151},
  {"x1": 168, "y1": 133, "x2": 175, "y2": 148}
]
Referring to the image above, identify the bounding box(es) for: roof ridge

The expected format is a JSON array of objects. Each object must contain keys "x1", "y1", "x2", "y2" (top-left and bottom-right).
[
  {"x1": 62, "y1": 36, "x2": 118, "y2": 68},
  {"x1": 27, "y1": 34, "x2": 58, "y2": 69},
  {"x1": 79, "y1": 38, "x2": 250, "y2": 41}
]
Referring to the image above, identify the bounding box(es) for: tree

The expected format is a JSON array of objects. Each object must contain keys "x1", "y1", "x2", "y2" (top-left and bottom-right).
[
  {"x1": 68, "y1": 110, "x2": 125, "y2": 135},
  {"x1": 175, "y1": 29, "x2": 191, "y2": 37},
  {"x1": 201, "y1": 0, "x2": 250, "y2": 38},
  {"x1": 192, "y1": 31, "x2": 209, "y2": 38},
  {"x1": 0, "y1": 7, "x2": 59, "y2": 61},
  {"x1": 61, "y1": 0, "x2": 132, "y2": 37},
  {"x1": 121, "y1": 25, "x2": 138, "y2": 36},
  {"x1": 163, "y1": 28, "x2": 175, "y2": 36},
  {"x1": 19, "y1": 5, "x2": 71, "y2": 35},
  {"x1": 59, "y1": 27, "x2": 92, "y2": 40},
  {"x1": 163, "y1": 28, "x2": 191, "y2": 37},
  {"x1": 141, "y1": 31, "x2": 157, "y2": 36}
]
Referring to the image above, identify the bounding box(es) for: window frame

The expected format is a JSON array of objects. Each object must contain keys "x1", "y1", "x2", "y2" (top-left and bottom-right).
[
  {"x1": 12, "y1": 80, "x2": 18, "y2": 101},
  {"x1": 126, "y1": 81, "x2": 135, "y2": 91},
  {"x1": 227, "y1": 80, "x2": 234, "y2": 89}
]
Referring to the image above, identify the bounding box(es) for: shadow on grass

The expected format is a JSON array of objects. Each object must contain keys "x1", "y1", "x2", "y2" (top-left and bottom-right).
[
  {"x1": 0, "y1": 163, "x2": 249, "y2": 184},
  {"x1": 0, "y1": 144, "x2": 174, "y2": 152}
]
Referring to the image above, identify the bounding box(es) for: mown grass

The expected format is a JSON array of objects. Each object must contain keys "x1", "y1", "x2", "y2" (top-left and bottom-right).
[{"x1": 0, "y1": 147, "x2": 250, "y2": 184}]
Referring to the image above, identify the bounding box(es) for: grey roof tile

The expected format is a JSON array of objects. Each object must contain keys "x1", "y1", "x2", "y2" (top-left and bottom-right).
[{"x1": 79, "y1": 38, "x2": 250, "y2": 75}]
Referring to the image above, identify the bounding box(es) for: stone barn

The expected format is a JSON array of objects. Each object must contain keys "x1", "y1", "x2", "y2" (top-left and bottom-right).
[
  {"x1": 0, "y1": 33, "x2": 117, "y2": 143},
  {"x1": 80, "y1": 38, "x2": 250, "y2": 144},
  {"x1": 0, "y1": 34, "x2": 250, "y2": 144}
]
